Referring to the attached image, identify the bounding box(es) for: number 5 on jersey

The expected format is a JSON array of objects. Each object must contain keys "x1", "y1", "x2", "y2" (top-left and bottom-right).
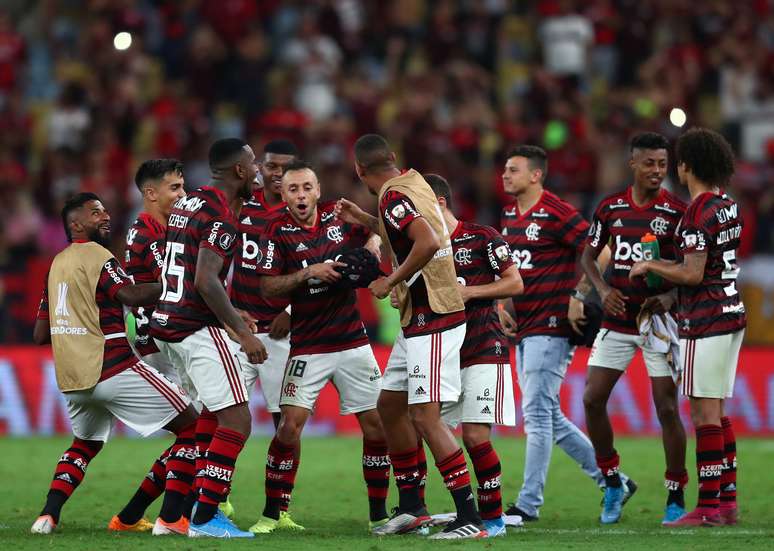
[{"x1": 161, "y1": 242, "x2": 185, "y2": 303}]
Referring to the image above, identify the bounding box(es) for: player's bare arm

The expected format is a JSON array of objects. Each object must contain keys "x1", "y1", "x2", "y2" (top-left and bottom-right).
[
  {"x1": 116, "y1": 283, "x2": 162, "y2": 307},
  {"x1": 497, "y1": 303, "x2": 518, "y2": 338},
  {"x1": 639, "y1": 288, "x2": 678, "y2": 315},
  {"x1": 33, "y1": 318, "x2": 50, "y2": 345},
  {"x1": 364, "y1": 232, "x2": 382, "y2": 261},
  {"x1": 260, "y1": 262, "x2": 346, "y2": 297},
  {"x1": 570, "y1": 244, "x2": 611, "y2": 334},
  {"x1": 581, "y1": 244, "x2": 628, "y2": 317},
  {"x1": 459, "y1": 265, "x2": 523, "y2": 303},
  {"x1": 335, "y1": 198, "x2": 378, "y2": 232},
  {"x1": 195, "y1": 247, "x2": 267, "y2": 363},
  {"x1": 370, "y1": 217, "x2": 440, "y2": 299},
  {"x1": 630, "y1": 252, "x2": 707, "y2": 286}
]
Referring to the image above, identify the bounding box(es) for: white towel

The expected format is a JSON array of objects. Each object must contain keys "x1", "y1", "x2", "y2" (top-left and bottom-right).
[{"x1": 638, "y1": 310, "x2": 682, "y2": 384}]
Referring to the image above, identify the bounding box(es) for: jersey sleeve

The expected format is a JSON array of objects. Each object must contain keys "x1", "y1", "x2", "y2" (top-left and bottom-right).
[
  {"x1": 144, "y1": 236, "x2": 166, "y2": 280},
  {"x1": 483, "y1": 228, "x2": 515, "y2": 276},
  {"x1": 254, "y1": 226, "x2": 287, "y2": 276},
  {"x1": 678, "y1": 208, "x2": 710, "y2": 255},
  {"x1": 200, "y1": 214, "x2": 239, "y2": 259},
  {"x1": 559, "y1": 210, "x2": 590, "y2": 253},
  {"x1": 380, "y1": 191, "x2": 422, "y2": 234},
  {"x1": 585, "y1": 202, "x2": 609, "y2": 255},
  {"x1": 37, "y1": 275, "x2": 49, "y2": 321},
  {"x1": 98, "y1": 258, "x2": 134, "y2": 301}
]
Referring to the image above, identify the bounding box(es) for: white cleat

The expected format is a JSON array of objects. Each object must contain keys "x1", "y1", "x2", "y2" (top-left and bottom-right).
[
  {"x1": 428, "y1": 520, "x2": 487, "y2": 539},
  {"x1": 31, "y1": 515, "x2": 57, "y2": 534}
]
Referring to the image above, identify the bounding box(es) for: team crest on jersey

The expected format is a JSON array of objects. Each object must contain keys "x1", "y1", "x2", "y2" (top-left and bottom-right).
[
  {"x1": 391, "y1": 204, "x2": 406, "y2": 219},
  {"x1": 454, "y1": 247, "x2": 472, "y2": 265},
  {"x1": 525, "y1": 222, "x2": 541, "y2": 241},
  {"x1": 650, "y1": 216, "x2": 669, "y2": 236},
  {"x1": 327, "y1": 225, "x2": 344, "y2": 243},
  {"x1": 494, "y1": 244, "x2": 510, "y2": 261}
]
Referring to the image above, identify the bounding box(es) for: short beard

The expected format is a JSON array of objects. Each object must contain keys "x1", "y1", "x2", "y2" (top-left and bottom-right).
[{"x1": 88, "y1": 226, "x2": 111, "y2": 248}]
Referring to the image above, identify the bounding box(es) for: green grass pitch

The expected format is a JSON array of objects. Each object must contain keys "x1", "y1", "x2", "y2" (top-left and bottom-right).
[{"x1": 2, "y1": 436, "x2": 773, "y2": 549}]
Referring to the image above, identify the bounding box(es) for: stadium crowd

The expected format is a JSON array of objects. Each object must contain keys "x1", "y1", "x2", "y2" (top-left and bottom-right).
[{"x1": 1, "y1": 0, "x2": 773, "y2": 343}]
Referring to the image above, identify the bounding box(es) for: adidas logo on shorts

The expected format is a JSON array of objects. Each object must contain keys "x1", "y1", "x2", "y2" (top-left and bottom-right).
[
  {"x1": 415, "y1": 386, "x2": 426, "y2": 396},
  {"x1": 480, "y1": 406, "x2": 491, "y2": 415}
]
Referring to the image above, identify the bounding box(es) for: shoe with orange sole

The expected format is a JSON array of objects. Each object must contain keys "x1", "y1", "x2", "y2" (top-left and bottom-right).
[
  {"x1": 152, "y1": 516, "x2": 190, "y2": 536},
  {"x1": 108, "y1": 515, "x2": 154, "y2": 532}
]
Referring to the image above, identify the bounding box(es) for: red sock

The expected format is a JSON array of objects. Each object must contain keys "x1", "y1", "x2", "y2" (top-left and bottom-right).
[
  {"x1": 140, "y1": 445, "x2": 171, "y2": 500},
  {"x1": 436, "y1": 448, "x2": 472, "y2": 491},
  {"x1": 695, "y1": 424, "x2": 723, "y2": 510},
  {"x1": 198, "y1": 427, "x2": 246, "y2": 507},
  {"x1": 417, "y1": 443, "x2": 427, "y2": 503},
  {"x1": 390, "y1": 447, "x2": 421, "y2": 511},
  {"x1": 467, "y1": 441, "x2": 502, "y2": 520},
  {"x1": 165, "y1": 422, "x2": 197, "y2": 496},
  {"x1": 194, "y1": 409, "x2": 218, "y2": 493},
  {"x1": 596, "y1": 451, "x2": 621, "y2": 487},
  {"x1": 264, "y1": 436, "x2": 298, "y2": 519},
  {"x1": 363, "y1": 440, "x2": 390, "y2": 521},
  {"x1": 720, "y1": 417, "x2": 737, "y2": 505},
  {"x1": 279, "y1": 444, "x2": 300, "y2": 513},
  {"x1": 43, "y1": 438, "x2": 103, "y2": 522}
]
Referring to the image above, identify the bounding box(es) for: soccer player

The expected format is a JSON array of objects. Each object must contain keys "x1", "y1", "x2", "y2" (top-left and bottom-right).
[
  {"x1": 338, "y1": 134, "x2": 486, "y2": 539},
  {"x1": 631, "y1": 128, "x2": 745, "y2": 527},
  {"x1": 426, "y1": 174, "x2": 523, "y2": 537},
  {"x1": 112, "y1": 159, "x2": 189, "y2": 533},
  {"x1": 579, "y1": 133, "x2": 688, "y2": 524},
  {"x1": 248, "y1": 160, "x2": 388, "y2": 533},
  {"x1": 30, "y1": 193, "x2": 198, "y2": 535},
  {"x1": 151, "y1": 138, "x2": 268, "y2": 538},
  {"x1": 498, "y1": 145, "x2": 633, "y2": 522}
]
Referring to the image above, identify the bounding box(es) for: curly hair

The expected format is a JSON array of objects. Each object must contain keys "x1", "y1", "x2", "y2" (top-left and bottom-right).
[{"x1": 675, "y1": 128, "x2": 735, "y2": 186}]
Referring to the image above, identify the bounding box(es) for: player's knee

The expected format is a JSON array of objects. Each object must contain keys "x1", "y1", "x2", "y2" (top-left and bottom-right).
[
  {"x1": 377, "y1": 392, "x2": 404, "y2": 422},
  {"x1": 583, "y1": 388, "x2": 606, "y2": 415},
  {"x1": 655, "y1": 400, "x2": 679, "y2": 425},
  {"x1": 277, "y1": 411, "x2": 306, "y2": 443},
  {"x1": 408, "y1": 403, "x2": 440, "y2": 434},
  {"x1": 359, "y1": 411, "x2": 386, "y2": 442},
  {"x1": 462, "y1": 426, "x2": 489, "y2": 450},
  {"x1": 215, "y1": 403, "x2": 252, "y2": 437}
]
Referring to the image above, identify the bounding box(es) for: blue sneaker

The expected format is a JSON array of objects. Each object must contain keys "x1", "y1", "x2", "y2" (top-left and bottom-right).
[
  {"x1": 600, "y1": 485, "x2": 624, "y2": 524},
  {"x1": 662, "y1": 503, "x2": 686, "y2": 524},
  {"x1": 483, "y1": 517, "x2": 506, "y2": 537},
  {"x1": 188, "y1": 509, "x2": 255, "y2": 538}
]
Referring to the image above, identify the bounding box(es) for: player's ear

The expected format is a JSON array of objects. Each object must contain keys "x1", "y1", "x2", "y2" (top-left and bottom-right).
[{"x1": 354, "y1": 161, "x2": 364, "y2": 179}]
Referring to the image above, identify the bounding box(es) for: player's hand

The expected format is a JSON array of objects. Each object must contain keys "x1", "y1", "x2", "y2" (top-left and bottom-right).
[
  {"x1": 239, "y1": 332, "x2": 268, "y2": 364},
  {"x1": 629, "y1": 261, "x2": 650, "y2": 280},
  {"x1": 600, "y1": 286, "x2": 628, "y2": 317},
  {"x1": 369, "y1": 276, "x2": 393, "y2": 299},
  {"x1": 306, "y1": 262, "x2": 345, "y2": 284},
  {"x1": 568, "y1": 296, "x2": 587, "y2": 335},
  {"x1": 640, "y1": 293, "x2": 675, "y2": 315},
  {"x1": 268, "y1": 310, "x2": 290, "y2": 339},
  {"x1": 364, "y1": 236, "x2": 382, "y2": 262},
  {"x1": 235, "y1": 308, "x2": 257, "y2": 334},
  {"x1": 389, "y1": 288, "x2": 400, "y2": 309},
  {"x1": 335, "y1": 198, "x2": 366, "y2": 226},
  {"x1": 498, "y1": 307, "x2": 517, "y2": 338}
]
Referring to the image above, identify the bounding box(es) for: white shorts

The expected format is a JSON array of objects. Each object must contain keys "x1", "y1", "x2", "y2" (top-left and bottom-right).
[
  {"x1": 239, "y1": 333, "x2": 291, "y2": 413},
  {"x1": 382, "y1": 324, "x2": 465, "y2": 405},
  {"x1": 65, "y1": 361, "x2": 190, "y2": 442},
  {"x1": 155, "y1": 326, "x2": 249, "y2": 412},
  {"x1": 680, "y1": 330, "x2": 744, "y2": 398},
  {"x1": 279, "y1": 345, "x2": 381, "y2": 415},
  {"x1": 588, "y1": 329, "x2": 672, "y2": 378},
  {"x1": 142, "y1": 351, "x2": 181, "y2": 386},
  {"x1": 442, "y1": 363, "x2": 516, "y2": 427}
]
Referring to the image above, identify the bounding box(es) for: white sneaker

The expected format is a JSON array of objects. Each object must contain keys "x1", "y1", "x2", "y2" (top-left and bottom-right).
[{"x1": 31, "y1": 515, "x2": 56, "y2": 534}]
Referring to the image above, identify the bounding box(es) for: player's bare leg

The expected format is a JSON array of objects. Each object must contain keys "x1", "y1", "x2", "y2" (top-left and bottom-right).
[
  {"x1": 650, "y1": 376, "x2": 688, "y2": 521},
  {"x1": 356, "y1": 409, "x2": 391, "y2": 527}
]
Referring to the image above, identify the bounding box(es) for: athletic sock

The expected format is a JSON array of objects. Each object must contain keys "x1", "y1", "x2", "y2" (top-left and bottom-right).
[
  {"x1": 264, "y1": 436, "x2": 298, "y2": 520},
  {"x1": 695, "y1": 424, "x2": 723, "y2": 510},
  {"x1": 159, "y1": 422, "x2": 197, "y2": 522},
  {"x1": 193, "y1": 427, "x2": 246, "y2": 525},
  {"x1": 467, "y1": 441, "x2": 502, "y2": 521},
  {"x1": 117, "y1": 445, "x2": 171, "y2": 524},
  {"x1": 193, "y1": 409, "x2": 218, "y2": 493},
  {"x1": 596, "y1": 451, "x2": 622, "y2": 488},
  {"x1": 664, "y1": 470, "x2": 688, "y2": 508},
  {"x1": 416, "y1": 443, "x2": 427, "y2": 504},
  {"x1": 720, "y1": 417, "x2": 737, "y2": 506},
  {"x1": 437, "y1": 448, "x2": 480, "y2": 524},
  {"x1": 42, "y1": 438, "x2": 103, "y2": 523},
  {"x1": 390, "y1": 447, "x2": 422, "y2": 512},
  {"x1": 362, "y1": 439, "x2": 390, "y2": 521},
  {"x1": 280, "y1": 441, "x2": 301, "y2": 512}
]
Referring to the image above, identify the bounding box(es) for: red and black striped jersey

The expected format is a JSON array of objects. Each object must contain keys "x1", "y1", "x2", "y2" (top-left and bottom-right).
[
  {"x1": 675, "y1": 191, "x2": 746, "y2": 338},
  {"x1": 151, "y1": 187, "x2": 239, "y2": 342},
  {"x1": 380, "y1": 190, "x2": 466, "y2": 338},
  {"x1": 255, "y1": 200, "x2": 370, "y2": 355},
  {"x1": 500, "y1": 190, "x2": 588, "y2": 341},
  {"x1": 231, "y1": 189, "x2": 290, "y2": 332},
  {"x1": 38, "y1": 256, "x2": 138, "y2": 381},
  {"x1": 451, "y1": 220, "x2": 514, "y2": 368},
  {"x1": 587, "y1": 187, "x2": 686, "y2": 334},
  {"x1": 124, "y1": 212, "x2": 166, "y2": 355}
]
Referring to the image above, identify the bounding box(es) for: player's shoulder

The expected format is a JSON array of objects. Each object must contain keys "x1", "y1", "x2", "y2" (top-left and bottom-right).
[
  {"x1": 264, "y1": 210, "x2": 298, "y2": 236},
  {"x1": 541, "y1": 190, "x2": 581, "y2": 218},
  {"x1": 460, "y1": 220, "x2": 499, "y2": 239},
  {"x1": 131, "y1": 212, "x2": 165, "y2": 240},
  {"x1": 595, "y1": 189, "x2": 629, "y2": 212},
  {"x1": 685, "y1": 191, "x2": 722, "y2": 223},
  {"x1": 658, "y1": 188, "x2": 688, "y2": 214}
]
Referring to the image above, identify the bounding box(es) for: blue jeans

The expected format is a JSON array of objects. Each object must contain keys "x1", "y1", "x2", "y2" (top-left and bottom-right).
[{"x1": 515, "y1": 335, "x2": 603, "y2": 517}]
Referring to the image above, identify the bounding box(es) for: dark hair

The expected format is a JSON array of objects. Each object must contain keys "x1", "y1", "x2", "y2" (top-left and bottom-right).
[
  {"x1": 675, "y1": 127, "x2": 735, "y2": 186},
  {"x1": 506, "y1": 145, "x2": 548, "y2": 177},
  {"x1": 630, "y1": 132, "x2": 669, "y2": 152},
  {"x1": 264, "y1": 140, "x2": 299, "y2": 157},
  {"x1": 209, "y1": 138, "x2": 248, "y2": 169},
  {"x1": 282, "y1": 159, "x2": 315, "y2": 175},
  {"x1": 424, "y1": 173, "x2": 453, "y2": 210},
  {"x1": 61, "y1": 192, "x2": 101, "y2": 242},
  {"x1": 354, "y1": 133, "x2": 394, "y2": 172},
  {"x1": 134, "y1": 159, "x2": 183, "y2": 191}
]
